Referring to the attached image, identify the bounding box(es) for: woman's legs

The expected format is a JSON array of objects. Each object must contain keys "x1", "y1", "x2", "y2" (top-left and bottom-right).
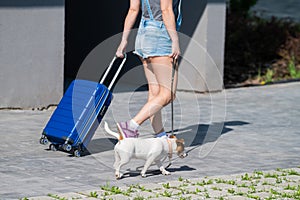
[
  {"x1": 133, "y1": 56, "x2": 178, "y2": 127},
  {"x1": 117, "y1": 56, "x2": 178, "y2": 138},
  {"x1": 141, "y1": 58, "x2": 164, "y2": 134}
]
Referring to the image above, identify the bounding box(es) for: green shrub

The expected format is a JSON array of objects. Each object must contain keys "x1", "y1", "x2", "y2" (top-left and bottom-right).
[
  {"x1": 225, "y1": 11, "x2": 300, "y2": 86},
  {"x1": 229, "y1": 0, "x2": 258, "y2": 16}
]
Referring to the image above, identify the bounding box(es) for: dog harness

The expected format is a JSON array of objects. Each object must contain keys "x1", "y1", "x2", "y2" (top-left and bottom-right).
[
  {"x1": 165, "y1": 137, "x2": 177, "y2": 169},
  {"x1": 167, "y1": 139, "x2": 173, "y2": 159}
]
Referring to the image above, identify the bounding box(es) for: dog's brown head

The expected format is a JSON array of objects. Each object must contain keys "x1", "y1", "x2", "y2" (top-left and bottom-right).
[{"x1": 170, "y1": 136, "x2": 187, "y2": 158}]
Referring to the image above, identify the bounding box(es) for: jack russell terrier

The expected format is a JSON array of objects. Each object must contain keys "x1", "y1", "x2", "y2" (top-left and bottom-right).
[{"x1": 104, "y1": 122, "x2": 187, "y2": 179}]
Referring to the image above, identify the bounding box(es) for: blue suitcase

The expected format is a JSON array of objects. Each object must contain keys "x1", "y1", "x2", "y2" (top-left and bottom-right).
[{"x1": 40, "y1": 55, "x2": 126, "y2": 157}]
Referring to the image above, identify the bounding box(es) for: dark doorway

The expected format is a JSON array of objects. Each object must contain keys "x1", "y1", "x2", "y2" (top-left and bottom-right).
[{"x1": 64, "y1": 0, "x2": 141, "y2": 91}]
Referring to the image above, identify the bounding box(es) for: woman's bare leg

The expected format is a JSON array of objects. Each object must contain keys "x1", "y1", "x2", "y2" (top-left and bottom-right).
[
  {"x1": 141, "y1": 58, "x2": 164, "y2": 134},
  {"x1": 133, "y1": 56, "x2": 178, "y2": 126}
]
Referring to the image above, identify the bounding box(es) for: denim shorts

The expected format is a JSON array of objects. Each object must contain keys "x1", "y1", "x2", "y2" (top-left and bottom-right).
[{"x1": 133, "y1": 18, "x2": 172, "y2": 59}]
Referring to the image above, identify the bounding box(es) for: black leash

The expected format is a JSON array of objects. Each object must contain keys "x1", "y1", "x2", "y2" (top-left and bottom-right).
[
  {"x1": 165, "y1": 58, "x2": 178, "y2": 169},
  {"x1": 170, "y1": 58, "x2": 177, "y2": 137}
]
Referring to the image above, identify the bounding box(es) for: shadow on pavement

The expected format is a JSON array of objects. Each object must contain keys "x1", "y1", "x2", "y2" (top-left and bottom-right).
[
  {"x1": 83, "y1": 138, "x2": 118, "y2": 156},
  {"x1": 83, "y1": 121, "x2": 249, "y2": 156},
  {"x1": 121, "y1": 165, "x2": 196, "y2": 179},
  {"x1": 175, "y1": 121, "x2": 250, "y2": 147}
]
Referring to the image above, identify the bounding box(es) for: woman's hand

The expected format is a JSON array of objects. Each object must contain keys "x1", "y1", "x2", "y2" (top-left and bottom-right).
[
  {"x1": 116, "y1": 40, "x2": 128, "y2": 58},
  {"x1": 170, "y1": 40, "x2": 181, "y2": 60}
]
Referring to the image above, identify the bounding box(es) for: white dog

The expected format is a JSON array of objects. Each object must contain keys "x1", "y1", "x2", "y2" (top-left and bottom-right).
[{"x1": 104, "y1": 122, "x2": 187, "y2": 179}]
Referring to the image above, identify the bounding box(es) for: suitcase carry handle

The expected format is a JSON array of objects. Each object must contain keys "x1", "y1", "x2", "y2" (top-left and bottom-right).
[{"x1": 99, "y1": 54, "x2": 127, "y2": 90}]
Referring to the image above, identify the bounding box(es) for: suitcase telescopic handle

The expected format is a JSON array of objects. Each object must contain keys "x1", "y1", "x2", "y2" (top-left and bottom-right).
[{"x1": 99, "y1": 54, "x2": 127, "y2": 90}]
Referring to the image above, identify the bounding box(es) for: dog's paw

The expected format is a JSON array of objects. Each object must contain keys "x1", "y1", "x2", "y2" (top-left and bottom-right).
[
  {"x1": 115, "y1": 173, "x2": 123, "y2": 180},
  {"x1": 162, "y1": 170, "x2": 171, "y2": 176},
  {"x1": 141, "y1": 173, "x2": 147, "y2": 178}
]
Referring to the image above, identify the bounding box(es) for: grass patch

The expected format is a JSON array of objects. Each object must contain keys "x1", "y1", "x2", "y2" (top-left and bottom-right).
[
  {"x1": 130, "y1": 184, "x2": 152, "y2": 192},
  {"x1": 227, "y1": 188, "x2": 235, "y2": 194},
  {"x1": 161, "y1": 190, "x2": 172, "y2": 197},
  {"x1": 47, "y1": 194, "x2": 67, "y2": 200},
  {"x1": 179, "y1": 197, "x2": 192, "y2": 200},
  {"x1": 241, "y1": 173, "x2": 251, "y2": 181},
  {"x1": 264, "y1": 172, "x2": 279, "y2": 179},
  {"x1": 287, "y1": 169, "x2": 300, "y2": 176},
  {"x1": 89, "y1": 191, "x2": 98, "y2": 198},
  {"x1": 215, "y1": 178, "x2": 226, "y2": 184},
  {"x1": 162, "y1": 182, "x2": 170, "y2": 189},
  {"x1": 133, "y1": 197, "x2": 146, "y2": 200},
  {"x1": 211, "y1": 186, "x2": 222, "y2": 191},
  {"x1": 100, "y1": 183, "x2": 130, "y2": 196}
]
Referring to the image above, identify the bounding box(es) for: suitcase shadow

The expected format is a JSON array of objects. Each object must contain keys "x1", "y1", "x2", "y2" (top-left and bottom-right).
[{"x1": 82, "y1": 138, "x2": 118, "y2": 156}]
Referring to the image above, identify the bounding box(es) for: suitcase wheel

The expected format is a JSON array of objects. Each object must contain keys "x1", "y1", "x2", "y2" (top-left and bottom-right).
[
  {"x1": 40, "y1": 136, "x2": 48, "y2": 145},
  {"x1": 62, "y1": 144, "x2": 72, "y2": 152},
  {"x1": 49, "y1": 144, "x2": 57, "y2": 151},
  {"x1": 74, "y1": 150, "x2": 81, "y2": 157}
]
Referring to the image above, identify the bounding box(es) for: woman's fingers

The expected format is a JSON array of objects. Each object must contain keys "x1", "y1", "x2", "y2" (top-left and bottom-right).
[
  {"x1": 170, "y1": 53, "x2": 178, "y2": 60},
  {"x1": 170, "y1": 42, "x2": 181, "y2": 59},
  {"x1": 116, "y1": 50, "x2": 124, "y2": 58},
  {"x1": 116, "y1": 40, "x2": 128, "y2": 58},
  {"x1": 169, "y1": 50, "x2": 180, "y2": 60}
]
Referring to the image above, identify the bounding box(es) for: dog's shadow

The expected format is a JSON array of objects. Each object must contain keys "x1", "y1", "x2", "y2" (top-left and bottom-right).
[
  {"x1": 85, "y1": 120, "x2": 250, "y2": 156},
  {"x1": 121, "y1": 165, "x2": 196, "y2": 179}
]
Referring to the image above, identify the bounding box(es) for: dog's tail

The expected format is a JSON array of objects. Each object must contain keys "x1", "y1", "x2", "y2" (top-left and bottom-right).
[{"x1": 104, "y1": 121, "x2": 123, "y2": 140}]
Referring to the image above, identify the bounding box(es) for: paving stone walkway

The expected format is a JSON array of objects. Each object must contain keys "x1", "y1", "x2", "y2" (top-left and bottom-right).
[
  {"x1": 26, "y1": 168, "x2": 300, "y2": 200},
  {"x1": 1, "y1": 82, "x2": 299, "y2": 200}
]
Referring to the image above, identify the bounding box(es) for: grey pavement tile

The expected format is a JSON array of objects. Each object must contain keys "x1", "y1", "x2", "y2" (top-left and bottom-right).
[
  {"x1": 180, "y1": 193, "x2": 206, "y2": 199},
  {"x1": 130, "y1": 191, "x2": 155, "y2": 199},
  {"x1": 225, "y1": 196, "x2": 253, "y2": 200},
  {"x1": 139, "y1": 183, "x2": 163, "y2": 191},
  {"x1": 49, "y1": 192, "x2": 87, "y2": 199},
  {"x1": 206, "y1": 189, "x2": 229, "y2": 198},
  {"x1": 28, "y1": 196, "x2": 56, "y2": 200},
  {"x1": 78, "y1": 190, "x2": 106, "y2": 197},
  {"x1": 285, "y1": 175, "x2": 300, "y2": 182},
  {"x1": 102, "y1": 194, "x2": 130, "y2": 200},
  {"x1": 167, "y1": 180, "x2": 184, "y2": 188},
  {"x1": 235, "y1": 187, "x2": 250, "y2": 194},
  {"x1": 252, "y1": 192, "x2": 272, "y2": 199}
]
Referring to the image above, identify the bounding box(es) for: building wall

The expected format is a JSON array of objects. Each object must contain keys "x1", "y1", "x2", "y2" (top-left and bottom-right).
[
  {"x1": 0, "y1": 0, "x2": 64, "y2": 108},
  {"x1": 0, "y1": 0, "x2": 225, "y2": 108},
  {"x1": 177, "y1": 0, "x2": 226, "y2": 92}
]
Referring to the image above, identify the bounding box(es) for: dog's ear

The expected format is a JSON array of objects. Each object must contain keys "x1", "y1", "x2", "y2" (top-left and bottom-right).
[
  {"x1": 176, "y1": 138, "x2": 185, "y2": 145},
  {"x1": 176, "y1": 139, "x2": 185, "y2": 154}
]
